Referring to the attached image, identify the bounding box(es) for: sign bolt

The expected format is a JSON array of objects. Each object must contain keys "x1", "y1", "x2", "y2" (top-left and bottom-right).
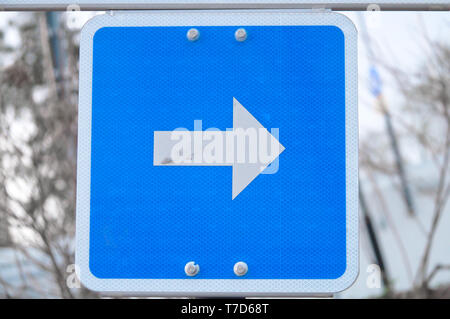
[
  {"x1": 187, "y1": 28, "x2": 200, "y2": 42},
  {"x1": 234, "y1": 261, "x2": 248, "y2": 276},
  {"x1": 185, "y1": 261, "x2": 200, "y2": 276},
  {"x1": 235, "y1": 28, "x2": 247, "y2": 42}
]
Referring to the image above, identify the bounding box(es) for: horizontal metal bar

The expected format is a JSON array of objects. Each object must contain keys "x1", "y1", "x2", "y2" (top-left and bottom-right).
[{"x1": 0, "y1": 1, "x2": 449, "y2": 12}]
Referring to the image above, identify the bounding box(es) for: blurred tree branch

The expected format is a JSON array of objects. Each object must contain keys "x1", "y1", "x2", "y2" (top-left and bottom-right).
[
  {"x1": 0, "y1": 12, "x2": 93, "y2": 298},
  {"x1": 363, "y1": 38, "x2": 450, "y2": 297}
]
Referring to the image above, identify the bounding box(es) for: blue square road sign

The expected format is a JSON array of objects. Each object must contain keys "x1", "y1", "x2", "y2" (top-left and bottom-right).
[{"x1": 75, "y1": 11, "x2": 358, "y2": 296}]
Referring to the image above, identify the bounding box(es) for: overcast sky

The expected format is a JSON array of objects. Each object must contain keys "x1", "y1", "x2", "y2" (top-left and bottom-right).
[{"x1": 345, "y1": 11, "x2": 450, "y2": 137}]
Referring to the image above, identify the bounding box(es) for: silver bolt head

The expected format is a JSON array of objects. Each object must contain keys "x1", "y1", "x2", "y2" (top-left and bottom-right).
[
  {"x1": 187, "y1": 28, "x2": 200, "y2": 42},
  {"x1": 185, "y1": 261, "x2": 200, "y2": 276},
  {"x1": 367, "y1": 4, "x2": 381, "y2": 11},
  {"x1": 235, "y1": 28, "x2": 247, "y2": 42},
  {"x1": 234, "y1": 261, "x2": 248, "y2": 276}
]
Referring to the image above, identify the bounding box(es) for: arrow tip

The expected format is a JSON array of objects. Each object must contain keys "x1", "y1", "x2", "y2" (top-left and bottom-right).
[{"x1": 232, "y1": 98, "x2": 285, "y2": 200}]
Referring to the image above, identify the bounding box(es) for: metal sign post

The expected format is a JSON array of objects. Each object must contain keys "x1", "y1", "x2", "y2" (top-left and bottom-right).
[
  {"x1": 75, "y1": 10, "x2": 358, "y2": 296},
  {"x1": 0, "y1": 1, "x2": 449, "y2": 11}
]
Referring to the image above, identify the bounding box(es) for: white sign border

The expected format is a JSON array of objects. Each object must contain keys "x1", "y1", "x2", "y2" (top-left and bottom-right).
[{"x1": 75, "y1": 10, "x2": 359, "y2": 296}]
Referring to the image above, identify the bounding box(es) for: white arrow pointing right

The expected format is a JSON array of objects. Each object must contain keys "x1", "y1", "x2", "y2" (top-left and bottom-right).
[{"x1": 153, "y1": 98, "x2": 285, "y2": 199}]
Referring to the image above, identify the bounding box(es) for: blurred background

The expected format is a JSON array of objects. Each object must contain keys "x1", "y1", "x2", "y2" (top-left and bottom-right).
[{"x1": 0, "y1": 10, "x2": 449, "y2": 298}]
